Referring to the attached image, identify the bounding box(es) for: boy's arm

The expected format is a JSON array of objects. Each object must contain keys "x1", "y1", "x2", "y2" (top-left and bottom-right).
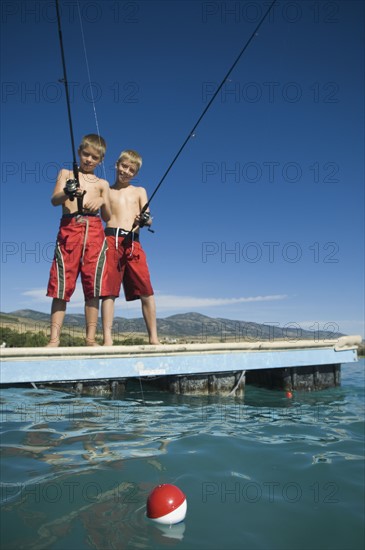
[
  {"x1": 51, "y1": 169, "x2": 71, "y2": 206},
  {"x1": 135, "y1": 187, "x2": 152, "y2": 227},
  {"x1": 82, "y1": 179, "x2": 111, "y2": 220},
  {"x1": 100, "y1": 180, "x2": 112, "y2": 222}
]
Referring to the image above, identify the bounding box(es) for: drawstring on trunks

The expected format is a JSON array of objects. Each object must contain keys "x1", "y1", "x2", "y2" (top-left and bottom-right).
[
  {"x1": 129, "y1": 232, "x2": 135, "y2": 258},
  {"x1": 111, "y1": 227, "x2": 135, "y2": 257},
  {"x1": 76, "y1": 215, "x2": 89, "y2": 265}
]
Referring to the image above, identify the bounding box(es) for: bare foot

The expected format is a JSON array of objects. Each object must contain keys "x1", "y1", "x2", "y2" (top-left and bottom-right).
[
  {"x1": 103, "y1": 340, "x2": 113, "y2": 347},
  {"x1": 149, "y1": 340, "x2": 161, "y2": 345},
  {"x1": 46, "y1": 340, "x2": 60, "y2": 347},
  {"x1": 85, "y1": 339, "x2": 101, "y2": 347}
]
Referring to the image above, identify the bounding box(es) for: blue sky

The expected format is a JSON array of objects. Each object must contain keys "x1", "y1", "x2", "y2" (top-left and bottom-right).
[{"x1": 1, "y1": 0, "x2": 364, "y2": 337}]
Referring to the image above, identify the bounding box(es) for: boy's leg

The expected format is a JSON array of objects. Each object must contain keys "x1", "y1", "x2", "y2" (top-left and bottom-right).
[
  {"x1": 101, "y1": 297, "x2": 115, "y2": 346},
  {"x1": 80, "y1": 219, "x2": 108, "y2": 346},
  {"x1": 47, "y1": 298, "x2": 66, "y2": 347},
  {"x1": 140, "y1": 295, "x2": 160, "y2": 345},
  {"x1": 85, "y1": 297, "x2": 100, "y2": 346}
]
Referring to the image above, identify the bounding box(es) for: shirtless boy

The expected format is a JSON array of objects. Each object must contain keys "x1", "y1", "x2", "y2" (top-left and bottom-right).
[
  {"x1": 101, "y1": 149, "x2": 159, "y2": 346},
  {"x1": 46, "y1": 134, "x2": 111, "y2": 346}
]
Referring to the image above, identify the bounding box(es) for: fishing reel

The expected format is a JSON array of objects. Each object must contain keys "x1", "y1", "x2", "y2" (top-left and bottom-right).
[
  {"x1": 139, "y1": 211, "x2": 155, "y2": 233},
  {"x1": 63, "y1": 178, "x2": 80, "y2": 201},
  {"x1": 139, "y1": 211, "x2": 151, "y2": 227}
]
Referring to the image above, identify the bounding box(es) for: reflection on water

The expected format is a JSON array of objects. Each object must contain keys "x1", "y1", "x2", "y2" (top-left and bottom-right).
[
  {"x1": 1, "y1": 390, "x2": 355, "y2": 470},
  {"x1": 1, "y1": 364, "x2": 364, "y2": 470}
]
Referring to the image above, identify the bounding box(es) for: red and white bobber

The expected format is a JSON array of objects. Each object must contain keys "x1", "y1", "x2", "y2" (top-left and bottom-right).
[{"x1": 146, "y1": 484, "x2": 187, "y2": 525}]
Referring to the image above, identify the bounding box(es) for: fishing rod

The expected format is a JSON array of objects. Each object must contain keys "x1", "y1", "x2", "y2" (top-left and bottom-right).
[
  {"x1": 55, "y1": 0, "x2": 85, "y2": 210},
  {"x1": 136, "y1": 0, "x2": 278, "y2": 229}
]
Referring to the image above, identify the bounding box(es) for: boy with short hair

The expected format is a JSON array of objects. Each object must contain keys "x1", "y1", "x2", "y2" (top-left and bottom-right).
[
  {"x1": 46, "y1": 133, "x2": 111, "y2": 346},
  {"x1": 101, "y1": 149, "x2": 159, "y2": 346}
]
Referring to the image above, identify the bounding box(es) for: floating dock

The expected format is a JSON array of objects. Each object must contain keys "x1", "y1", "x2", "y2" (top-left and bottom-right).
[{"x1": 0, "y1": 335, "x2": 361, "y2": 395}]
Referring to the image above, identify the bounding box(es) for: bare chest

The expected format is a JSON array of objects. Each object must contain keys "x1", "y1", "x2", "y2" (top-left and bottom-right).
[
  {"x1": 78, "y1": 174, "x2": 101, "y2": 198},
  {"x1": 111, "y1": 188, "x2": 140, "y2": 213}
]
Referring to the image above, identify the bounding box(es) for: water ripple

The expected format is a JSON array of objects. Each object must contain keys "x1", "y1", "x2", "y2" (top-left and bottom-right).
[{"x1": 1, "y1": 362, "x2": 364, "y2": 549}]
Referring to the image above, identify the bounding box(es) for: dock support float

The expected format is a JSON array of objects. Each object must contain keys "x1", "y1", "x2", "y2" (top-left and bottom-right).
[
  {"x1": 246, "y1": 364, "x2": 341, "y2": 391},
  {"x1": 144, "y1": 370, "x2": 246, "y2": 396}
]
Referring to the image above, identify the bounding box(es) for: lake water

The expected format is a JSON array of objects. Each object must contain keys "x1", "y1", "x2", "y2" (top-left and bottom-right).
[{"x1": 1, "y1": 359, "x2": 364, "y2": 550}]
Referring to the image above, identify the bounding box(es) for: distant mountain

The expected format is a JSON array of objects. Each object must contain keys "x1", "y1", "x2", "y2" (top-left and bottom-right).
[
  {"x1": 4, "y1": 309, "x2": 346, "y2": 341},
  {"x1": 6, "y1": 309, "x2": 50, "y2": 322},
  {"x1": 8, "y1": 309, "x2": 85, "y2": 327}
]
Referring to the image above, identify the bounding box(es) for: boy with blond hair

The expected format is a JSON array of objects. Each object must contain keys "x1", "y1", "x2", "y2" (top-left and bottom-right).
[
  {"x1": 46, "y1": 133, "x2": 111, "y2": 346},
  {"x1": 101, "y1": 149, "x2": 159, "y2": 346}
]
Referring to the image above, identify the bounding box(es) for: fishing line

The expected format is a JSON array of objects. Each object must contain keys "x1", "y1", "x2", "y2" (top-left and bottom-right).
[
  {"x1": 55, "y1": 0, "x2": 79, "y2": 182},
  {"x1": 139, "y1": 0, "x2": 278, "y2": 218},
  {"x1": 76, "y1": 0, "x2": 108, "y2": 182}
]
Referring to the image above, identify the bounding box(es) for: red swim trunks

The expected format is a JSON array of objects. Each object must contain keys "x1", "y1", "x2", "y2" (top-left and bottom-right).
[
  {"x1": 102, "y1": 231, "x2": 154, "y2": 301},
  {"x1": 47, "y1": 215, "x2": 108, "y2": 302}
]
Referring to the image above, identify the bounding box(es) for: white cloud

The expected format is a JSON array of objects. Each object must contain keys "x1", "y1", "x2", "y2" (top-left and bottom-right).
[
  {"x1": 153, "y1": 293, "x2": 288, "y2": 310},
  {"x1": 22, "y1": 286, "x2": 85, "y2": 309},
  {"x1": 22, "y1": 288, "x2": 288, "y2": 312}
]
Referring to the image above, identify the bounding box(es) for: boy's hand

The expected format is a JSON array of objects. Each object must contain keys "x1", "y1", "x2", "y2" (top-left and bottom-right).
[
  {"x1": 135, "y1": 211, "x2": 151, "y2": 227},
  {"x1": 64, "y1": 178, "x2": 80, "y2": 200},
  {"x1": 83, "y1": 195, "x2": 103, "y2": 213}
]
